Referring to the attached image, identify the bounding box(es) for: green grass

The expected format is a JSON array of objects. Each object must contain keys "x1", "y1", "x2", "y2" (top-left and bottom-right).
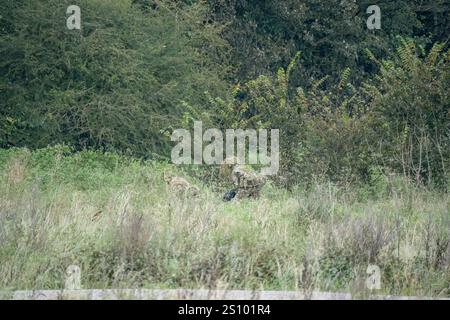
[{"x1": 0, "y1": 146, "x2": 449, "y2": 297}]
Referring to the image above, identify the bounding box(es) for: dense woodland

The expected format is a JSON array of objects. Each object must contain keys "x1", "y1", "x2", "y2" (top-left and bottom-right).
[{"x1": 1, "y1": 0, "x2": 449, "y2": 188}]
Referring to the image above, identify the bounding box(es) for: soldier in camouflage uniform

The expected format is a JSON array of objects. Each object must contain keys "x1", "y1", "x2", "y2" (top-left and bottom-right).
[
  {"x1": 163, "y1": 172, "x2": 200, "y2": 197},
  {"x1": 220, "y1": 157, "x2": 267, "y2": 201}
]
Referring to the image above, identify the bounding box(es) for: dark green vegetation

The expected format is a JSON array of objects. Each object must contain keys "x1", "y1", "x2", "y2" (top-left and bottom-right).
[{"x1": 1, "y1": 0, "x2": 229, "y2": 156}]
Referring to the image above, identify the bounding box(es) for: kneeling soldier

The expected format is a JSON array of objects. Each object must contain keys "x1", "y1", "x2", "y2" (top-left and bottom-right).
[{"x1": 220, "y1": 157, "x2": 266, "y2": 201}]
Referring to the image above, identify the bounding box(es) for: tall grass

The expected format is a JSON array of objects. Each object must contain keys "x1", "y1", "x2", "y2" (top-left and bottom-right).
[{"x1": 0, "y1": 146, "x2": 448, "y2": 297}]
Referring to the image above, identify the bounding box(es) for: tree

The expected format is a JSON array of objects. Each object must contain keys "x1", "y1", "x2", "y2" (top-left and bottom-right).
[{"x1": 0, "y1": 0, "x2": 229, "y2": 157}]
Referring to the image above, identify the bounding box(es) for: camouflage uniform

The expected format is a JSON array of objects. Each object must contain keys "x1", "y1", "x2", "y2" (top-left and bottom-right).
[
  {"x1": 231, "y1": 165, "x2": 266, "y2": 200},
  {"x1": 164, "y1": 172, "x2": 200, "y2": 197},
  {"x1": 221, "y1": 157, "x2": 266, "y2": 201}
]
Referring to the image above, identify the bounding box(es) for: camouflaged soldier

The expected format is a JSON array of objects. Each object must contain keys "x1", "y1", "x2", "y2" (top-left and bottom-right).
[
  {"x1": 220, "y1": 157, "x2": 267, "y2": 201},
  {"x1": 163, "y1": 172, "x2": 200, "y2": 197}
]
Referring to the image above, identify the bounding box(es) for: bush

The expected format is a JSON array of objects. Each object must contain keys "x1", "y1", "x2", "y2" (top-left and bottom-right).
[
  {"x1": 364, "y1": 40, "x2": 450, "y2": 188},
  {"x1": 0, "y1": 0, "x2": 229, "y2": 157}
]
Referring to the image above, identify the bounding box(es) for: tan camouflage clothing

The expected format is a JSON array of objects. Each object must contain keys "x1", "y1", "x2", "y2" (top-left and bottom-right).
[
  {"x1": 164, "y1": 172, "x2": 200, "y2": 197},
  {"x1": 221, "y1": 157, "x2": 266, "y2": 200}
]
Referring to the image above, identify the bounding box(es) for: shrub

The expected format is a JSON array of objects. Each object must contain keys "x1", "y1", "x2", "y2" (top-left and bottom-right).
[
  {"x1": 0, "y1": 0, "x2": 229, "y2": 157},
  {"x1": 364, "y1": 39, "x2": 450, "y2": 188}
]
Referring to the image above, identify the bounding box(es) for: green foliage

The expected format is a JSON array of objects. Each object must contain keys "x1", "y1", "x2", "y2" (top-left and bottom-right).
[
  {"x1": 208, "y1": 53, "x2": 304, "y2": 186},
  {"x1": 206, "y1": 0, "x2": 445, "y2": 85},
  {"x1": 0, "y1": 0, "x2": 449, "y2": 189},
  {"x1": 207, "y1": 40, "x2": 449, "y2": 189},
  {"x1": 0, "y1": 0, "x2": 229, "y2": 156},
  {"x1": 304, "y1": 40, "x2": 449, "y2": 188},
  {"x1": 0, "y1": 0, "x2": 449, "y2": 297},
  {"x1": 364, "y1": 40, "x2": 450, "y2": 188}
]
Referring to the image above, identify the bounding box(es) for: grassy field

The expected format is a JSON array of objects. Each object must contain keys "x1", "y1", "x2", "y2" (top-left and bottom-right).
[{"x1": 0, "y1": 146, "x2": 449, "y2": 298}]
